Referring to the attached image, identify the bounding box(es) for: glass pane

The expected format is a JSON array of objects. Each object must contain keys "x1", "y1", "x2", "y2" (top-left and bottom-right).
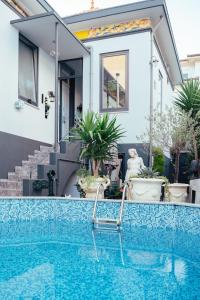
[
  {"x1": 19, "y1": 41, "x2": 36, "y2": 103},
  {"x1": 102, "y1": 54, "x2": 127, "y2": 110}
]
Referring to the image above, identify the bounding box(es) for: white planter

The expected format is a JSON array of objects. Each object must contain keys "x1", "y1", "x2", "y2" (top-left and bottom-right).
[
  {"x1": 167, "y1": 183, "x2": 189, "y2": 203},
  {"x1": 128, "y1": 178, "x2": 164, "y2": 201},
  {"x1": 78, "y1": 177, "x2": 110, "y2": 199}
]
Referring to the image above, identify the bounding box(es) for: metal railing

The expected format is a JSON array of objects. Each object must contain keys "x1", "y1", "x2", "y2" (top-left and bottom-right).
[
  {"x1": 92, "y1": 182, "x2": 129, "y2": 228},
  {"x1": 92, "y1": 183, "x2": 104, "y2": 223}
]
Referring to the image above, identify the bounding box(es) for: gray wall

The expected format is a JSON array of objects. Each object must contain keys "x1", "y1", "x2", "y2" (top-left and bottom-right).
[{"x1": 0, "y1": 131, "x2": 50, "y2": 178}]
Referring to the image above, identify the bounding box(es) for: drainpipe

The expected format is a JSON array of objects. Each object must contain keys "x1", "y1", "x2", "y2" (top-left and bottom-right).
[
  {"x1": 54, "y1": 22, "x2": 59, "y2": 152},
  {"x1": 87, "y1": 46, "x2": 93, "y2": 112},
  {"x1": 149, "y1": 15, "x2": 163, "y2": 168}
]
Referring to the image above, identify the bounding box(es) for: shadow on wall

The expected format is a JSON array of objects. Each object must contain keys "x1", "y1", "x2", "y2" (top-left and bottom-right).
[{"x1": 63, "y1": 172, "x2": 80, "y2": 197}]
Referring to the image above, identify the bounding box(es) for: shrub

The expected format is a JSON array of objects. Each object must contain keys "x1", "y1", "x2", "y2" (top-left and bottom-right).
[{"x1": 153, "y1": 147, "x2": 165, "y2": 175}]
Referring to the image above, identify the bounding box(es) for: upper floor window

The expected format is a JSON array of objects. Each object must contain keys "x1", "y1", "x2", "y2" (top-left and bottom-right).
[
  {"x1": 100, "y1": 51, "x2": 129, "y2": 112},
  {"x1": 18, "y1": 35, "x2": 38, "y2": 106}
]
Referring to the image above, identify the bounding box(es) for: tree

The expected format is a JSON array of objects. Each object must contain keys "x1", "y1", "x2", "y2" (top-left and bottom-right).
[
  {"x1": 175, "y1": 80, "x2": 200, "y2": 118},
  {"x1": 138, "y1": 105, "x2": 199, "y2": 182},
  {"x1": 175, "y1": 79, "x2": 200, "y2": 160}
]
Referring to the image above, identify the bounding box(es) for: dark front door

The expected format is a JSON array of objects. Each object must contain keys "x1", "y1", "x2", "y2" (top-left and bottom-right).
[
  {"x1": 59, "y1": 58, "x2": 83, "y2": 140},
  {"x1": 59, "y1": 78, "x2": 75, "y2": 140}
]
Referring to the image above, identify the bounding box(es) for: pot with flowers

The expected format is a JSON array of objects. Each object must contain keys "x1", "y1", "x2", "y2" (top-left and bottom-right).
[{"x1": 71, "y1": 112, "x2": 125, "y2": 199}]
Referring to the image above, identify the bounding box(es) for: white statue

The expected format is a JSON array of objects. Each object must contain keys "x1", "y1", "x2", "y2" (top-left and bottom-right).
[{"x1": 125, "y1": 148, "x2": 145, "y2": 180}]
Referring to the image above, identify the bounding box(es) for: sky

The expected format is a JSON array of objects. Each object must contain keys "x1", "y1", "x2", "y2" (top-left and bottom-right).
[{"x1": 47, "y1": 0, "x2": 200, "y2": 59}]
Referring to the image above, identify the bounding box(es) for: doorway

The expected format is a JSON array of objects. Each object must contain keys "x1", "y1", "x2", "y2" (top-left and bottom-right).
[{"x1": 59, "y1": 58, "x2": 83, "y2": 140}]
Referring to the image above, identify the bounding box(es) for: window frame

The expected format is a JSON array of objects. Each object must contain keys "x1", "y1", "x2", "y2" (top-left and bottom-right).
[
  {"x1": 18, "y1": 34, "x2": 39, "y2": 107},
  {"x1": 100, "y1": 50, "x2": 129, "y2": 113}
]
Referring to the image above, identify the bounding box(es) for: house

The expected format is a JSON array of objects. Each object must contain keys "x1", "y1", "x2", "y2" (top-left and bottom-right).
[
  {"x1": 180, "y1": 54, "x2": 200, "y2": 81},
  {"x1": 0, "y1": 0, "x2": 182, "y2": 196}
]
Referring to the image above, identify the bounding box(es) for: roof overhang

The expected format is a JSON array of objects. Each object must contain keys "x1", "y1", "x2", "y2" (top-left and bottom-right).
[
  {"x1": 11, "y1": 12, "x2": 90, "y2": 60},
  {"x1": 63, "y1": 0, "x2": 183, "y2": 86}
]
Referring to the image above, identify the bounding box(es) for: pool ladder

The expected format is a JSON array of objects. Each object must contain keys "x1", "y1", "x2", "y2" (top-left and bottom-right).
[{"x1": 92, "y1": 182, "x2": 129, "y2": 230}]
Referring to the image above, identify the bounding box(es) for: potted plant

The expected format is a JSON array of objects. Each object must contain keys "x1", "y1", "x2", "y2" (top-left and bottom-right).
[
  {"x1": 72, "y1": 112, "x2": 125, "y2": 198},
  {"x1": 138, "y1": 104, "x2": 193, "y2": 202},
  {"x1": 128, "y1": 168, "x2": 167, "y2": 201}
]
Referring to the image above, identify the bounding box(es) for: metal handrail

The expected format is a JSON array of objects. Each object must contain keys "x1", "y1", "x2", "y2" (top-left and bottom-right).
[
  {"x1": 93, "y1": 182, "x2": 129, "y2": 228},
  {"x1": 92, "y1": 183, "x2": 104, "y2": 223},
  {"x1": 118, "y1": 182, "x2": 129, "y2": 226}
]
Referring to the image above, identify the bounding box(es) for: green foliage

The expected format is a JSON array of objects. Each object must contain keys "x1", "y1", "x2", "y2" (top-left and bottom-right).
[
  {"x1": 175, "y1": 80, "x2": 200, "y2": 118},
  {"x1": 175, "y1": 80, "x2": 200, "y2": 160},
  {"x1": 153, "y1": 147, "x2": 165, "y2": 175},
  {"x1": 136, "y1": 167, "x2": 160, "y2": 178},
  {"x1": 76, "y1": 167, "x2": 90, "y2": 178},
  {"x1": 71, "y1": 112, "x2": 125, "y2": 176}
]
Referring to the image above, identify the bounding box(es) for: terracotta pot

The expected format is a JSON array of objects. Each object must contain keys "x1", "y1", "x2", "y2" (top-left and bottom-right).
[{"x1": 78, "y1": 177, "x2": 110, "y2": 199}]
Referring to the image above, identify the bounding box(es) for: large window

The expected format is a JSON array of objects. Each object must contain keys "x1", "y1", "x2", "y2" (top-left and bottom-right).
[
  {"x1": 18, "y1": 35, "x2": 38, "y2": 106},
  {"x1": 100, "y1": 51, "x2": 129, "y2": 112}
]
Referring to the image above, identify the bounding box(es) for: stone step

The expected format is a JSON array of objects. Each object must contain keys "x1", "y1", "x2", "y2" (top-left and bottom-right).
[
  {"x1": 35, "y1": 153, "x2": 50, "y2": 163},
  {"x1": 1, "y1": 144, "x2": 56, "y2": 196},
  {"x1": 0, "y1": 180, "x2": 22, "y2": 189},
  {"x1": 27, "y1": 155, "x2": 49, "y2": 165},
  {"x1": 15, "y1": 166, "x2": 31, "y2": 178},
  {"x1": 40, "y1": 145, "x2": 54, "y2": 153},
  {"x1": 28, "y1": 155, "x2": 37, "y2": 163},
  {"x1": 22, "y1": 160, "x2": 31, "y2": 167},
  {"x1": 8, "y1": 172, "x2": 18, "y2": 181}
]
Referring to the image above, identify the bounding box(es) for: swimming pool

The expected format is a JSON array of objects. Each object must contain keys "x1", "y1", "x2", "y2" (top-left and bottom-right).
[{"x1": 0, "y1": 198, "x2": 199, "y2": 299}]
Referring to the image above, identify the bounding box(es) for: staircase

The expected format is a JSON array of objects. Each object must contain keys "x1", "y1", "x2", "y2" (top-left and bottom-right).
[{"x1": 0, "y1": 145, "x2": 53, "y2": 196}]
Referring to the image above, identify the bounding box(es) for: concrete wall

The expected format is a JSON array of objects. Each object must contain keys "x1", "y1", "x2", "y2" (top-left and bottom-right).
[
  {"x1": 0, "y1": 1, "x2": 55, "y2": 144},
  {"x1": 0, "y1": 131, "x2": 50, "y2": 178},
  {"x1": 83, "y1": 31, "x2": 151, "y2": 144}
]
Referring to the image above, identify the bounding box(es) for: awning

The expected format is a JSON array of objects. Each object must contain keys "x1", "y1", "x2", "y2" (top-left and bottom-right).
[{"x1": 11, "y1": 12, "x2": 90, "y2": 60}]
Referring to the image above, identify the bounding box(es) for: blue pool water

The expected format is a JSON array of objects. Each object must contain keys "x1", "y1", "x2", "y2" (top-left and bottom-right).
[{"x1": 0, "y1": 219, "x2": 199, "y2": 299}]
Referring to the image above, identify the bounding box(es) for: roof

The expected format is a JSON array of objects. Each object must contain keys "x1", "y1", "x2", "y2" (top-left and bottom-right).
[
  {"x1": 1, "y1": 0, "x2": 54, "y2": 16},
  {"x1": 180, "y1": 54, "x2": 200, "y2": 63},
  {"x1": 11, "y1": 12, "x2": 89, "y2": 60},
  {"x1": 63, "y1": 0, "x2": 183, "y2": 85}
]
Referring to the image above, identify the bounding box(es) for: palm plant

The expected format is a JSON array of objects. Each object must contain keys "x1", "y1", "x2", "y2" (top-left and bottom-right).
[
  {"x1": 175, "y1": 79, "x2": 200, "y2": 159},
  {"x1": 175, "y1": 80, "x2": 200, "y2": 117},
  {"x1": 72, "y1": 112, "x2": 125, "y2": 177}
]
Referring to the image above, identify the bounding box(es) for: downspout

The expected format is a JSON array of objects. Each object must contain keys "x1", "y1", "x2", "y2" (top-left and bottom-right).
[
  {"x1": 54, "y1": 22, "x2": 59, "y2": 151},
  {"x1": 149, "y1": 15, "x2": 164, "y2": 168},
  {"x1": 87, "y1": 46, "x2": 93, "y2": 112}
]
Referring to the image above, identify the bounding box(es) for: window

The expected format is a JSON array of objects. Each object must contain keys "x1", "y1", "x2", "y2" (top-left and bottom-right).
[
  {"x1": 158, "y1": 71, "x2": 163, "y2": 112},
  {"x1": 100, "y1": 51, "x2": 128, "y2": 112},
  {"x1": 183, "y1": 73, "x2": 189, "y2": 80},
  {"x1": 18, "y1": 35, "x2": 38, "y2": 106}
]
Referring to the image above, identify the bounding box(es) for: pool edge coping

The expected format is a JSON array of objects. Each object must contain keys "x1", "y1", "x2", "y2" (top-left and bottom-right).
[{"x1": 0, "y1": 197, "x2": 199, "y2": 208}]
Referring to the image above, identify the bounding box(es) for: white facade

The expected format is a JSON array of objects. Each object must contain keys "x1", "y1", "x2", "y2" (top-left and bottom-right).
[
  {"x1": 0, "y1": 1, "x2": 55, "y2": 144},
  {"x1": 153, "y1": 41, "x2": 174, "y2": 110},
  {"x1": 180, "y1": 55, "x2": 200, "y2": 80},
  {"x1": 83, "y1": 32, "x2": 173, "y2": 144},
  {"x1": 84, "y1": 32, "x2": 151, "y2": 143}
]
